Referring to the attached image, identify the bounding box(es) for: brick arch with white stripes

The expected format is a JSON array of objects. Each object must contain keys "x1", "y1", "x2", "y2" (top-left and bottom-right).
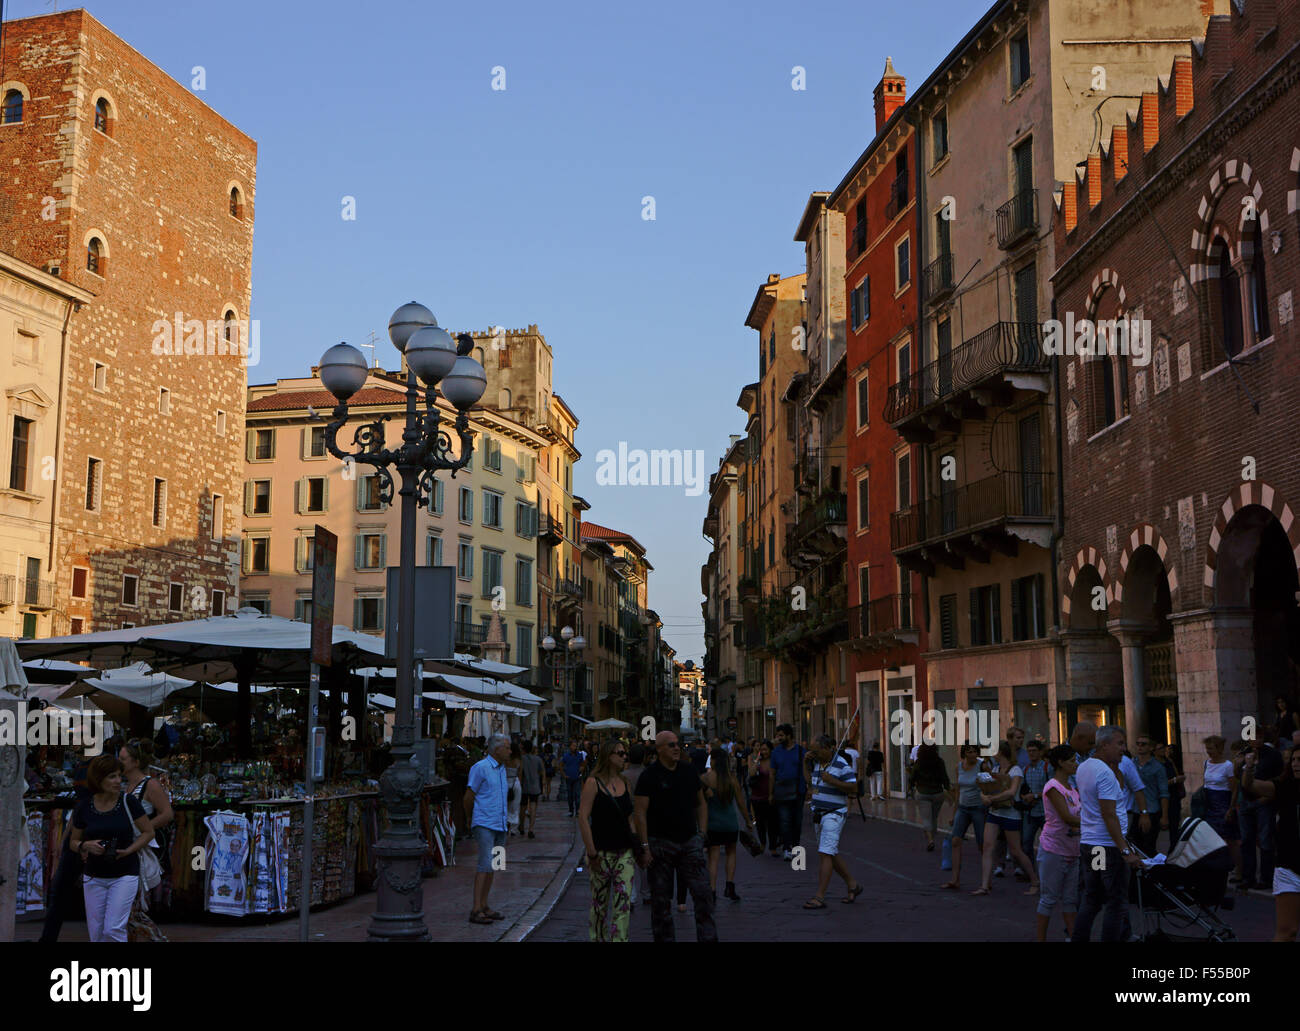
[
  {"x1": 1061, "y1": 545, "x2": 1112, "y2": 622},
  {"x1": 1113, "y1": 523, "x2": 1179, "y2": 610},
  {"x1": 1203, "y1": 480, "x2": 1300, "y2": 600},
  {"x1": 1189, "y1": 158, "x2": 1272, "y2": 285}
]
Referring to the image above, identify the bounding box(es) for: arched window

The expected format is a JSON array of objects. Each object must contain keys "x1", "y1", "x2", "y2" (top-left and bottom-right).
[
  {"x1": 94, "y1": 98, "x2": 111, "y2": 134},
  {"x1": 229, "y1": 186, "x2": 242, "y2": 219},
  {"x1": 223, "y1": 309, "x2": 237, "y2": 343},
  {"x1": 1247, "y1": 220, "x2": 1270, "y2": 344},
  {"x1": 498, "y1": 388, "x2": 512, "y2": 409},
  {"x1": 1088, "y1": 287, "x2": 1128, "y2": 433},
  {"x1": 2, "y1": 89, "x2": 23, "y2": 124},
  {"x1": 86, "y1": 237, "x2": 104, "y2": 275},
  {"x1": 1213, "y1": 236, "x2": 1243, "y2": 359}
]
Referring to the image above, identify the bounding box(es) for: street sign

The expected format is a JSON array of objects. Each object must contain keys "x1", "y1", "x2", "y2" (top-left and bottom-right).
[
  {"x1": 310, "y1": 527, "x2": 338, "y2": 666},
  {"x1": 725, "y1": 716, "x2": 738, "y2": 730},
  {"x1": 384, "y1": 565, "x2": 454, "y2": 661}
]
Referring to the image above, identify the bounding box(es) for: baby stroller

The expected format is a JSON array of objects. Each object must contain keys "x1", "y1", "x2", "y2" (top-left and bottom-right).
[{"x1": 1131, "y1": 817, "x2": 1236, "y2": 942}]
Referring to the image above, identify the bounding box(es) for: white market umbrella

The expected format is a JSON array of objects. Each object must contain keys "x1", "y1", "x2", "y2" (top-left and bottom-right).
[{"x1": 585, "y1": 718, "x2": 633, "y2": 731}]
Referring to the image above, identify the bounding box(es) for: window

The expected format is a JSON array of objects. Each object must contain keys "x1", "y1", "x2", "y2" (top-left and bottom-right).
[
  {"x1": 157, "y1": 387, "x2": 170, "y2": 415},
  {"x1": 306, "y1": 425, "x2": 326, "y2": 458},
  {"x1": 249, "y1": 428, "x2": 275, "y2": 461},
  {"x1": 896, "y1": 236, "x2": 911, "y2": 290},
  {"x1": 223, "y1": 310, "x2": 237, "y2": 344},
  {"x1": 355, "y1": 532, "x2": 386, "y2": 570},
  {"x1": 298, "y1": 476, "x2": 327, "y2": 514},
  {"x1": 357, "y1": 474, "x2": 385, "y2": 512},
  {"x1": 212, "y1": 590, "x2": 227, "y2": 617},
  {"x1": 932, "y1": 108, "x2": 949, "y2": 164},
  {"x1": 482, "y1": 489, "x2": 502, "y2": 528},
  {"x1": 2, "y1": 89, "x2": 22, "y2": 124},
  {"x1": 856, "y1": 475, "x2": 869, "y2": 531},
  {"x1": 70, "y1": 618, "x2": 84, "y2": 635},
  {"x1": 212, "y1": 494, "x2": 224, "y2": 539},
  {"x1": 897, "y1": 339, "x2": 911, "y2": 390},
  {"x1": 1011, "y1": 574, "x2": 1046, "y2": 641},
  {"x1": 850, "y1": 277, "x2": 870, "y2": 329},
  {"x1": 122, "y1": 574, "x2": 139, "y2": 607},
  {"x1": 169, "y1": 582, "x2": 183, "y2": 613},
  {"x1": 245, "y1": 596, "x2": 271, "y2": 615},
  {"x1": 243, "y1": 536, "x2": 269, "y2": 574},
  {"x1": 247, "y1": 479, "x2": 271, "y2": 516},
  {"x1": 1247, "y1": 220, "x2": 1270, "y2": 344},
  {"x1": 768, "y1": 328, "x2": 776, "y2": 362},
  {"x1": 10, "y1": 416, "x2": 32, "y2": 491},
  {"x1": 85, "y1": 458, "x2": 102, "y2": 511},
  {"x1": 229, "y1": 186, "x2": 242, "y2": 219},
  {"x1": 15, "y1": 329, "x2": 38, "y2": 363},
  {"x1": 457, "y1": 541, "x2": 474, "y2": 580},
  {"x1": 499, "y1": 388, "x2": 513, "y2": 409},
  {"x1": 515, "y1": 558, "x2": 533, "y2": 606},
  {"x1": 855, "y1": 375, "x2": 869, "y2": 430},
  {"x1": 152, "y1": 479, "x2": 167, "y2": 527},
  {"x1": 482, "y1": 549, "x2": 503, "y2": 598},
  {"x1": 92, "y1": 362, "x2": 107, "y2": 392},
  {"x1": 897, "y1": 452, "x2": 911, "y2": 509},
  {"x1": 516, "y1": 624, "x2": 533, "y2": 666},
  {"x1": 969, "y1": 584, "x2": 1002, "y2": 646},
  {"x1": 94, "y1": 97, "x2": 110, "y2": 134},
  {"x1": 295, "y1": 535, "x2": 316, "y2": 573},
  {"x1": 852, "y1": 199, "x2": 867, "y2": 255},
  {"x1": 484, "y1": 438, "x2": 502, "y2": 472},
  {"x1": 458, "y1": 487, "x2": 473, "y2": 523},
  {"x1": 354, "y1": 596, "x2": 384, "y2": 632},
  {"x1": 940, "y1": 594, "x2": 958, "y2": 649},
  {"x1": 294, "y1": 598, "x2": 314, "y2": 623},
  {"x1": 215, "y1": 410, "x2": 227, "y2": 436},
  {"x1": 516, "y1": 449, "x2": 536, "y2": 484},
  {"x1": 515, "y1": 501, "x2": 537, "y2": 537},
  {"x1": 426, "y1": 533, "x2": 444, "y2": 566},
  {"x1": 71, "y1": 567, "x2": 89, "y2": 599},
  {"x1": 431, "y1": 477, "x2": 444, "y2": 514},
  {"x1": 1010, "y1": 29, "x2": 1031, "y2": 90},
  {"x1": 1214, "y1": 237, "x2": 1244, "y2": 359},
  {"x1": 86, "y1": 238, "x2": 104, "y2": 276}
]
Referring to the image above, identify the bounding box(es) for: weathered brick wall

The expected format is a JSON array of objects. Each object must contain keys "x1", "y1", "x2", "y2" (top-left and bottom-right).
[{"x1": 0, "y1": 11, "x2": 256, "y2": 631}]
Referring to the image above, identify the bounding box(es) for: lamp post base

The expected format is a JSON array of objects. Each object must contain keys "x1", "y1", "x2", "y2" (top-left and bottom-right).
[{"x1": 367, "y1": 755, "x2": 430, "y2": 942}]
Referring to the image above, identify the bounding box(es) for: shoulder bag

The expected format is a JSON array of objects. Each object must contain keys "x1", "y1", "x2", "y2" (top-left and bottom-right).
[{"x1": 124, "y1": 789, "x2": 162, "y2": 891}]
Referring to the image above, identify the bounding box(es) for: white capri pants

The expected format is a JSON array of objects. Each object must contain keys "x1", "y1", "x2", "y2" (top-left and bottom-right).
[{"x1": 83, "y1": 875, "x2": 137, "y2": 942}]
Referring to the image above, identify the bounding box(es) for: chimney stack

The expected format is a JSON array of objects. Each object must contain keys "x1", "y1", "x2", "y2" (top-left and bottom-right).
[{"x1": 874, "y1": 57, "x2": 907, "y2": 132}]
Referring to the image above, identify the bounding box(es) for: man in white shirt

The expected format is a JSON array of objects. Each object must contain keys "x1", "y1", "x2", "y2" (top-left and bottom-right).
[{"x1": 1072, "y1": 726, "x2": 1143, "y2": 941}]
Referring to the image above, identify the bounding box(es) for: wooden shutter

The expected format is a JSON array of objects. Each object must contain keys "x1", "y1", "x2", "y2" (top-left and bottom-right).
[
  {"x1": 1033, "y1": 573, "x2": 1045, "y2": 638},
  {"x1": 378, "y1": 534, "x2": 387, "y2": 568},
  {"x1": 299, "y1": 427, "x2": 307, "y2": 460},
  {"x1": 353, "y1": 598, "x2": 362, "y2": 630},
  {"x1": 1011, "y1": 577, "x2": 1024, "y2": 641},
  {"x1": 322, "y1": 479, "x2": 330, "y2": 511},
  {"x1": 241, "y1": 538, "x2": 251, "y2": 574},
  {"x1": 969, "y1": 587, "x2": 980, "y2": 646},
  {"x1": 245, "y1": 430, "x2": 256, "y2": 462},
  {"x1": 990, "y1": 584, "x2": 1002, "y2": 644},
  {"x1": 294, "y1": 478, "x2": 303, "y2": 514},
  {"x1": 354, "y1": 534, "x2": 364, "y2": 570}
]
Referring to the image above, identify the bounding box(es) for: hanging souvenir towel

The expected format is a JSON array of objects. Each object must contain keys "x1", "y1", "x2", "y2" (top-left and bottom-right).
[{"x1": 203, "y1": 810, "x2": 251, "y2": 916}]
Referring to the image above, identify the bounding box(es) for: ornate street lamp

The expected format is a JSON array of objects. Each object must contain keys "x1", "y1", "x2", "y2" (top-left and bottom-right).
[
  {"x1": 541, "y1": 626, "x2": 586, "y2": 774},
  {"x1": 319, "y1": 302, "x2": 486, "y2": 942}
]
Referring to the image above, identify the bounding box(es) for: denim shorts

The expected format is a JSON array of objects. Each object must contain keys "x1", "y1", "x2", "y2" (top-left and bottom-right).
[
  {"x1": 951, "y1": 804, "x2": 985, "y2": 845},
  {"x1": 1036, "y1": 849, "x2": 1079, "y2": 915},
  {"x1": 472, "y1": 825, "x2": 507, "y2": 873}
]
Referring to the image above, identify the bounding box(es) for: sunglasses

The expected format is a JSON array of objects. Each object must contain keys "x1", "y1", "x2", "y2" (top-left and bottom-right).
[{"x1": 613, "y1": 750, "x2": 627, "y2": 757}]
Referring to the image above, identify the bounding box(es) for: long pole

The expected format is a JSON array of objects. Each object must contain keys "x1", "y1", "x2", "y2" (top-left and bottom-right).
[
  {"x1": 300, "y1": 663, "x2": 321, "y2": 940},
  {"x1": 367, "y1": 369, "x2": 429, "y2": 941}
]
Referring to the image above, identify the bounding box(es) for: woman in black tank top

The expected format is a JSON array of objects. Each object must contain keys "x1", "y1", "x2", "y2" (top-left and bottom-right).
[{"x1": 577, "y1": 740, "x2": 637, "y2": 942}]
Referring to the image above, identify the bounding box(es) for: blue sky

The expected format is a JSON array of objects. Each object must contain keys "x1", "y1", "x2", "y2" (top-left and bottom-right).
[{"x1": 10, "y1": 0, "x2": 988, "y2": 661}]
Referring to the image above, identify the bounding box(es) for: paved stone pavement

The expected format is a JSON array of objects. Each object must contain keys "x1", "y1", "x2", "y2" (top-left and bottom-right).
[
  {"x1": 528, "y1": 797, "x2": 1276, "y2": 942},
  {"x1": 16, "y1": 795, "x2": 578, "y2": 943}
]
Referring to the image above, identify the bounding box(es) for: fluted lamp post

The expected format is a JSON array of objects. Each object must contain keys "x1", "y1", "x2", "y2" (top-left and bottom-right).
[
  {"x1": 541, "y1": 626, "x2": 586, "y2": 751},
  {"x1": 319, "y1": 302, "x2": 486, "y2": 942}
]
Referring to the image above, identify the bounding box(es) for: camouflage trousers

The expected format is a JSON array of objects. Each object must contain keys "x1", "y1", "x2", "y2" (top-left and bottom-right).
[{"x1": 647, "y1": 835, "x2": 717, "y2": 943}]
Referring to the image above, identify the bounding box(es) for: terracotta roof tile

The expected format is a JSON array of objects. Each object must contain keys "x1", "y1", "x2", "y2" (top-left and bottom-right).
[{"x1": 246, "y1": 387, "x2": 406, "y2": 413}]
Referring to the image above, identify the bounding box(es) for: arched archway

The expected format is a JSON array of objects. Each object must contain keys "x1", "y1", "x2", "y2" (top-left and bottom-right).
[
  {"x1": 1059, "y1": 548, "x2": 1123, "y2": 738},
  {"x1": 1113, "y1": 533, "x2": 1179, "y2": 742}
]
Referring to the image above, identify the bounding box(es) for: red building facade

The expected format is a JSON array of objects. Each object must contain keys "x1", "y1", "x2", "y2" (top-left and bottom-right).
[{"x1": 830, "y1": 60, "x2": 928, "y2": 795}]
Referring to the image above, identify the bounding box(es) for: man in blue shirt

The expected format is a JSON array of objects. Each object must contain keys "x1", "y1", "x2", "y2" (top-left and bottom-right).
[
  {"x1": 464, "y1": 733, "x2": 511, "y2": 925},
  {"x1": 1131, "y1": 734, "x2": 1169, "y2": 856},
  {"x1": 769, "y1": 724, "x2": 806, "y2": 860},
  {"x1": 561, "y1": 741, "x2": 584, "y2": 817}
]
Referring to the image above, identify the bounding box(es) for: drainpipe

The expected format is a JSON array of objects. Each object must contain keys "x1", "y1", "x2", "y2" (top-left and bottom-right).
[{"x1": 1050, "y1": 295, "x2": 1068, "y2": 741}]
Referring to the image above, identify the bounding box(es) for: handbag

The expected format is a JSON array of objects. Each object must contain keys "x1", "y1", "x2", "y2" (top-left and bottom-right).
[
  {"x1": 734, "y1": 802, "x2": 764, "y2": 857},
  {"x1": 123, "y1": 788, "x2": 162, "y2": 891}
]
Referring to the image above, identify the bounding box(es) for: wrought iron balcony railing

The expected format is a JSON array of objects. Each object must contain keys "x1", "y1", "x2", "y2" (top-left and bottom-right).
[
  {"x1": 847, "y1": 594, "x2": 916, "y2": 639},
  {"x1": 884, "y1": 175, "x2": 909, "y2": 220},
  {"x1": 455, "y1": 621, "x2": 487, "y2": 646},
  {"x1": 890, "y1": 471, "x2": 1054, "y2": 552},
  {"x1": 849, "y1": 220, "x2": 868, "y2": 262},
  {"x1": 792, "y1": 490, "x2": 847, "y2": 544},
  {"x1": 996, "y1": 188, "x2": 1038, "y2": 249},
  {"x1": 0, "y1": 574, "x2": 14, "y2": 606},
  {"x1": 923, "y1": 252, "x2": 955, "y2": 303},
  {"x1": 538, "y1": 514, "x2": 563, "y2": 543},
  {"x1": 883, "y1": 321, "x2": 1047, "y2": 425},
  {"x1": 20, "y1": 578, "x2": 54, "y2": 609}
]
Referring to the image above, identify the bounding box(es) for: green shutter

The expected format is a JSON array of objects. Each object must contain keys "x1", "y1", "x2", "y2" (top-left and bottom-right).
[
  {"x1": 969, "y1": 587, "x2": 979, "y2": 645},
  {"x1": 990, "y1": 584, "x2": 1002, "y2": 644},
  {"x1": 1011, "y1": 578, "x2": 1024, "y2": 641}
]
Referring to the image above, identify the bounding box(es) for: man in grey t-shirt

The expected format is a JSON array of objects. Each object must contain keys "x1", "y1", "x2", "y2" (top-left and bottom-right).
[{"x1": 519, "y1": 740, "x2": 545, "y2": 839}]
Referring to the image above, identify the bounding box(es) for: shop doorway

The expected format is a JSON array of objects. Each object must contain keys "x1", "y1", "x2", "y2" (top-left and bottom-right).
[{"x1": 886, "y1": 677, "x2": 914, "y2": 797}]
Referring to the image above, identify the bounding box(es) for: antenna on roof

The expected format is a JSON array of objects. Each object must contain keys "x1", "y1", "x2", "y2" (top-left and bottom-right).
[{"x1": 358, "y1": 330, "x2": 380, "y2": 369}]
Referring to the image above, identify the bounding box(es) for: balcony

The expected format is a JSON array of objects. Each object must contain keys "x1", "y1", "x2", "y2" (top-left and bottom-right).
[
  {"x1": 923, "y1": 252, "x2": 955, "y2": 304},
  {"x1": 455, "y1": 621, "x2": 487, "y2": 648},
  {"x1": 20, "y1": 578, "x2": 54, "y2": 610},
  {"x1": 763, "y1": 583, "x2": 848, "y2": 660},
  {"x1": 883, "y1": 321, "x2": 1049, "y2": 441},
  {"x1": 847, "y1": 594, "x2": 919, "y2": 650},
  {"x1": 788, "y1": 490, "x2": 847, "y2": 560},
  {"x1": 0, "y1": 574, "x2": 13, "y2": 606},
  {"x1": 738, "y1": 576, "x2": 760, "y2": 600},
  {"x1": 703, "y1": 512, "x2": 719, "y2": 539},
  {"x1": 848, "y1": 219, "x2": 868, "y2": 263},
  {"x1": 890, "y1": 471, "x2": 1055, "y2": 574},
  {"x1": 884, "y1": 176, "x2": 909, "y2": 221},
  {"x1": 996, "y1": 189, "x2": 1038, "y2": 250},
  {"x1": 555, "y1": 578, "x2": 584, "y2": 604},
  {"x1": 538, "y1": 514, "x2": 563, "y2": 544}
]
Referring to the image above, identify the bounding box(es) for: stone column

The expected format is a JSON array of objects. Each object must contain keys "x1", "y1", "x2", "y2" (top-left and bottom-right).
[{"x1": 1108, "y1": 620, "x2": 1149, "y2": 738}]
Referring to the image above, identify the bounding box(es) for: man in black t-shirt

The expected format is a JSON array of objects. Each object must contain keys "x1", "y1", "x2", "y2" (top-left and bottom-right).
[{"x1": 634, "y1": 730, "x2": 716, "y2": 942}]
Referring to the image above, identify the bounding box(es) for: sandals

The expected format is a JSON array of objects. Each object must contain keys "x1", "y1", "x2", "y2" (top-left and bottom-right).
[
  {"x1": 483, "y1": 908, "x2": 504, "y2": 921},
  {"x1": 803, "y1": 897, "x2": 828, "y2": 910},
  {"x1": 970, "y1": 887, "x2": 991, "y2": 896},
  {"x1": 842, "y1": 884, "x2": 864, "y2": 904},
  {"x1": 468, "y1": 910, "x2": 493, "y2": 925},
  {"x1": 941, "y1": 881, "x2": 959, "y2": 890}
]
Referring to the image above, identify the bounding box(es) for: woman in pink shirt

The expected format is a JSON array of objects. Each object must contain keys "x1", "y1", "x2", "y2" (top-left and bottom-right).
[{"x1": 1035, "y1": 744, "x2": 1082, "y2": 941}]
